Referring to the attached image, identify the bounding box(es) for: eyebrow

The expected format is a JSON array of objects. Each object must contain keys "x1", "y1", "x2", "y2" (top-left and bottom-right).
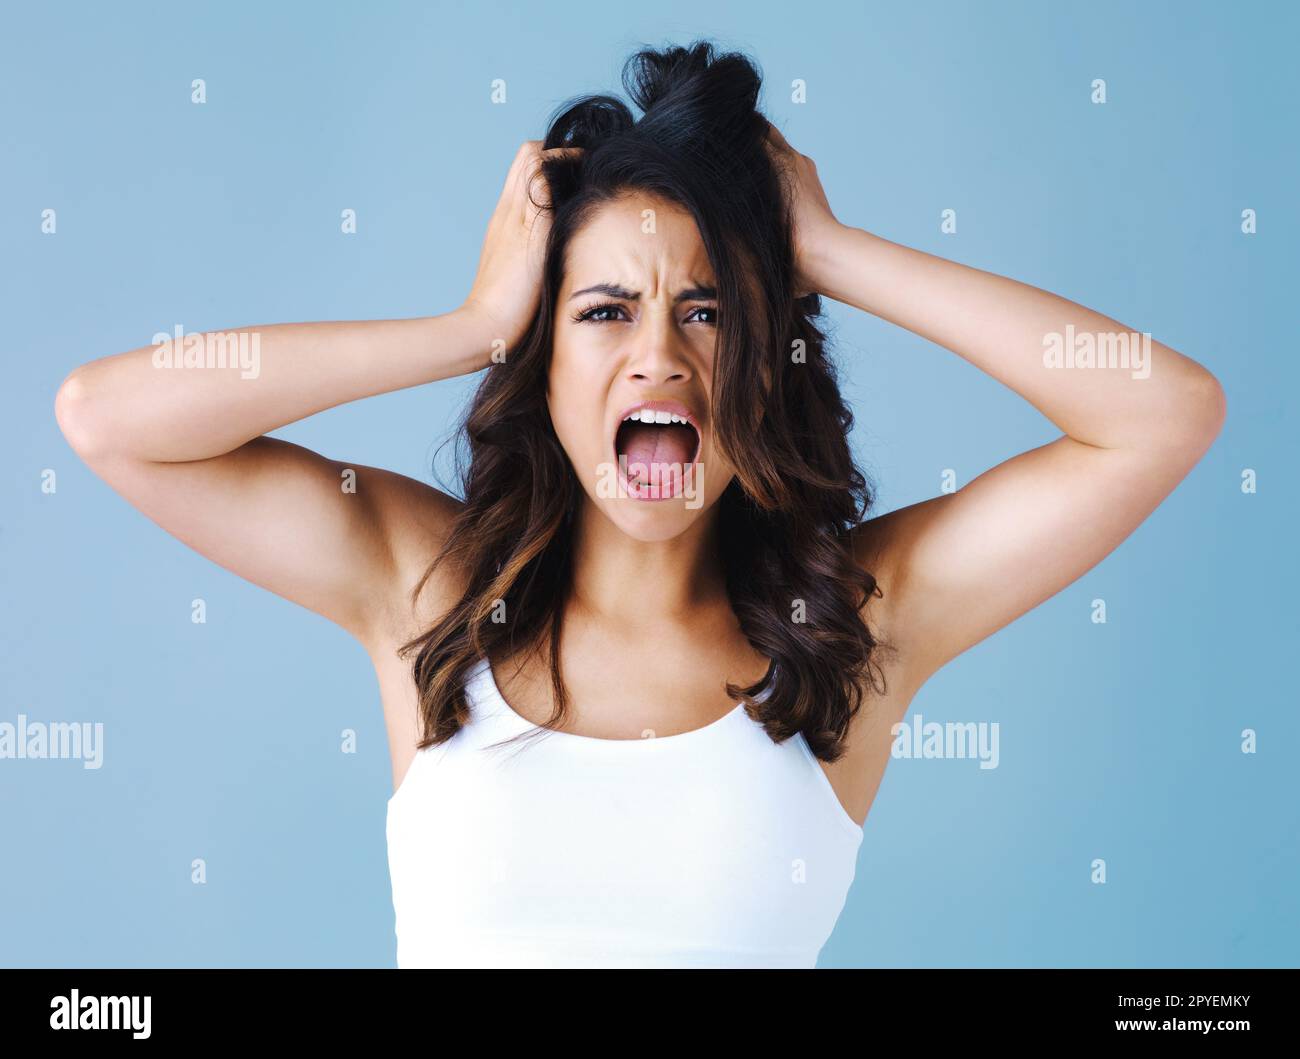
[{"x1": 568, "y1": 282, "x2": 717, "y2": 303}]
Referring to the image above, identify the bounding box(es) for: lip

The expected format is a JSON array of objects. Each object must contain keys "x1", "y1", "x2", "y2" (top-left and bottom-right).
[{"x1": 610, "y1": 399, "x2": 704, "y2": 502}]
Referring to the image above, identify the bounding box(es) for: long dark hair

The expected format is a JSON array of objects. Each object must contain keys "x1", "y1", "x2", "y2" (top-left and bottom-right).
[{"x1": 400, "y1": 40, "x2": 890, "y2": 761}]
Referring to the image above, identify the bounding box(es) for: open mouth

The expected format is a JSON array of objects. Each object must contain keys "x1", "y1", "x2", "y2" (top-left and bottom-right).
[{"x1": 613, "y1": 405, "x2": 702, "y2": 501}]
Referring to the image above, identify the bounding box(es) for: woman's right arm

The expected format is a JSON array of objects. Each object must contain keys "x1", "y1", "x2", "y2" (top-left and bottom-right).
[{"x1": 54, "y1": 141, "x2": 557, "y2": 651}]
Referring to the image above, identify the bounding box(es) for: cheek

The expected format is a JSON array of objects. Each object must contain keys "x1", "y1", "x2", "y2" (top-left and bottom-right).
[
  {"x1": 547, "y1": 343, "x2": 604, "y2": 461},
  {"x1": 548, "y1": 327, "x2": 594, "y2": 394}
]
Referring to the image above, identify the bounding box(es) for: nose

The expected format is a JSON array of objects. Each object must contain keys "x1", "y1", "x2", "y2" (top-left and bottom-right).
[{"x1": 623, "y1": 307, "x2": 694, "y2": 387}]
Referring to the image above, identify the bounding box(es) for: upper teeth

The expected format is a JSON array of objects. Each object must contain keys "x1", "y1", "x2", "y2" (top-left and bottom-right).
[{"x1": 623, "y1": 409, "x2": 690, "y2": 425}]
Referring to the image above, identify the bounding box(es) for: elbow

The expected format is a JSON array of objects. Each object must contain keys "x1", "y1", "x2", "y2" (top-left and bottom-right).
[
  {"x1": 1192, "y1": 370, "x2": 1227, "y2": 442},
  {"x1": 54, "y1": 365, "x2": 113, "y2": 459},
  {"x1": 1171, "y1": 369, "x2": 1226, "y2": 456}
]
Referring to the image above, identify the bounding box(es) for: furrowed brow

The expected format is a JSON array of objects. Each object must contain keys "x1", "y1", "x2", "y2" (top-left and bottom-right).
[
  {"x1": 569, "y1": 283, "x2": 638, "y2": 301},
  {"x1": 568, "y1": 283, "x2": 717, "y2": 302},
  {"x1": 674, "y1": 286, "x2": 717, "y2": 303}
]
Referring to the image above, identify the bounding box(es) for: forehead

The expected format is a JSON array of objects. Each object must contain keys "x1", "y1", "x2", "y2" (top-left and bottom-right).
[{"x1": 561, "y1": 192, "x2": 715, "y2": 290}]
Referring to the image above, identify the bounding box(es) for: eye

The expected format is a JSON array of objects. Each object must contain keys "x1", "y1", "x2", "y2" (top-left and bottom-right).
[
  {"x1": 685, "y1": 305, "x2": 719, "y2": 325},
  {"x1": 571, "y1": 302, "x2": 719, "y2": 325},
  {"x1": 573, "y1": 302, "x2": 629, "y2": 323}
]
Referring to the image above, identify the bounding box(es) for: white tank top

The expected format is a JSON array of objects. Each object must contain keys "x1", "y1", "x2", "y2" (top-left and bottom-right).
[{"x1": 386, "y1": 657, "x2": 863, "y2": 968}]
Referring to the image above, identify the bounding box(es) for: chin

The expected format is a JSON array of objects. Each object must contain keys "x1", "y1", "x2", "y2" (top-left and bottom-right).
[{"x1": 598, "y1": 495, "x2": 714, "y2": 542}]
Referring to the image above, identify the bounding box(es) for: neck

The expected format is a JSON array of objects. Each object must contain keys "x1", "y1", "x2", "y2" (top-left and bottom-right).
[{"x1": 567, "y1": 498, "x2": 728, "y2": 626}]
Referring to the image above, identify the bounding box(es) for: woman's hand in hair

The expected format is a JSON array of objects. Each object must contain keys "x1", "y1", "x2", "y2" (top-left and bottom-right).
[
  {"x1": 462, "y1": 141, "x2": 582, "y2": 350},
  {"x1": 763, "y1": 121, "x2": 843, "y2": 298}
]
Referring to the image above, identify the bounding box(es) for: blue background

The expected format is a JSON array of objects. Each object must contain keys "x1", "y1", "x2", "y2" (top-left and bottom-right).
[{"x1": 2, "y1": 0, "x2": 1295, "y2": 967}]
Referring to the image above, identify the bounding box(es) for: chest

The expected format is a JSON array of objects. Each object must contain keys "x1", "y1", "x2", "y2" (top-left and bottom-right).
[
  {"x1": 492, "y1": 633, "x2": 771, "y2": 741},
  {"x1": 385, "y1": 681, "x2": 863, "y2": 967}
]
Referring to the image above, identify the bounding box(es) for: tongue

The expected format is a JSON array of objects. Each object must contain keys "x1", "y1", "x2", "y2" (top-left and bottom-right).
[{"x1": 620, "y1": 423, "x2": 696, "y2": 469}]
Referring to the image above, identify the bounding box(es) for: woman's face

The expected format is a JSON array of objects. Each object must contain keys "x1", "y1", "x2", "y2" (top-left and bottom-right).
[{"x1": 548, "y1": 191, "x2": 739, "y2": 542}]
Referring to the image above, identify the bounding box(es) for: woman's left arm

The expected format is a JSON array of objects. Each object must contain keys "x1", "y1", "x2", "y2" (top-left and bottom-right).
[{"x1": 768, "y1": 126, "x2": 1227, "y2": 685}]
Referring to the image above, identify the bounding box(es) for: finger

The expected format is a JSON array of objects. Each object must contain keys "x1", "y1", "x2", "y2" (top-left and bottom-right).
[
  {"x1": 504, "y1": 142, "x2": 542, "y2": 197},
  {"x1": 510, "y1": 140, "x2": 544, "y2": 174},
  {"x1": 524, "y1": 146, "x2": 584, "y2": 211}
]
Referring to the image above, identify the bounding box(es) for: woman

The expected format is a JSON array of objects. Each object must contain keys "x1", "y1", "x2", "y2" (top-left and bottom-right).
[{"x1": 54, "y1": 42, "x2": 1225, "y2": 968}]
